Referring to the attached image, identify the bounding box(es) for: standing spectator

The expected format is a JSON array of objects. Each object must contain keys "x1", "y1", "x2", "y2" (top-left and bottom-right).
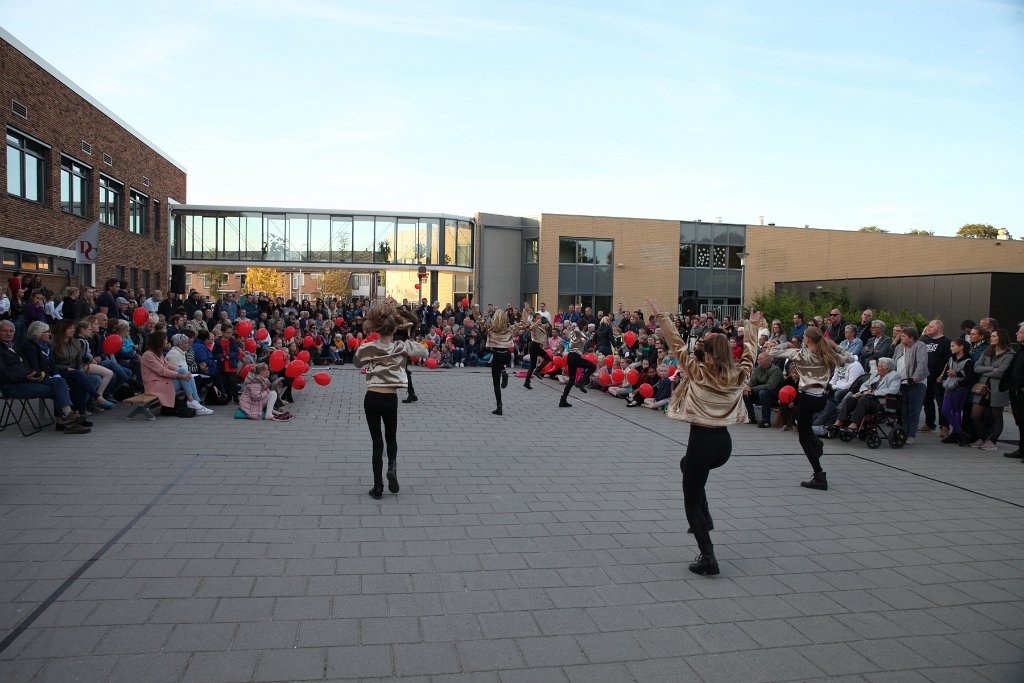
[
  {"x1": 825, "y1": 309, "x2": 846, "y2": 341},
  {"x1": 839, "y1": 324, "x2": 863, "y2": 359},
  {"x1": 968, "y1": 326, "x2": 988, "y2": 362},
  {"x1": 920, "y1": 320, "x2": 952, "y2": 437},
  {"x1": 96, "y1": 278, "x2": 119, "y2": 316},
  {"x1": 790, "y1": 312, "x2": 807, "y2": 340},
  {"x1": 968, "y1": 329, "x2": 1015, "y2": 451},
  {"x1": 939, "y1": 337, "x2": 975, "y2": 445},
  {"x1": 856, "y1": 309, "x2": 874, "y2": 345},
  {"x1": 143, "y1": 290, "x2": 163, "y2": 314},
  {"x1": 898, "y1": 326, "x2": 929, "y2": 446},
  {"x1": 1003, "y1": 322, "x2": 1024, "y2": 459},
  {"x1": 859, "y1": 320, "x2": 892, "y2": 371}
]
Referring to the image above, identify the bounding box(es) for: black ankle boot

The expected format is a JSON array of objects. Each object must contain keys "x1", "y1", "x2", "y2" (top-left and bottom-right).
[
  {"x1": 689, "y1": 546, "x2": 719, "y2": 576},
  {"x1": 368, "y1": 484, "x2": 384, "y2": 500},
  {"x1": 801, "y1": 471, "x2": 828, "y2": 490},
  {"x1": 402, "y1": 394, "x2": 418, "y2": 404},
  {"x1": 559, "y1": 400, "x2": 571, "y2": 408},
  {"x1": 492, "y1": 405, "x2": 503, "y2": 416},
  {"x1": 576, "y1": 382, "x2": 587, "y2": 393},
  {"x1": 523, "y1": 381, "x2": 532, "y2": 390},
  {"x1": 386, "y1": 470, "x2": 400, "y2": 493}
]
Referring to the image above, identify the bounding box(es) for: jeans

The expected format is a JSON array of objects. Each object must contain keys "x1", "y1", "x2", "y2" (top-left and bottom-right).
[
  {"x1": 940, "y1": 387, "x2": 968, "y2": 435},
  {"x1": 172, "y1": 367, "x2": 200, "y2": 401},
  {"x1": 902, "y1": 382, "x2": 927, "y2": 438},
  {"x1": 452, "y1": 348, "x2": 466, "y2": 365},
  {"x1": 364, "y1": 391, "x2": 398, "y2": 487},
  {"x1": 99, "y1": 358, "x2": 131, "y2": 395},
  {"x1": 1, "y1": 376, "x2": 73, "y2": 411},
  {"x1": 681, "y1": 425, "x2": 731, "y2": 552},
  {"x1": 923, "y1": 377, "x2": 948, "y2": 428},
  {"x1": 64, "y1": 368, "x2": 100, "y2": 413}
]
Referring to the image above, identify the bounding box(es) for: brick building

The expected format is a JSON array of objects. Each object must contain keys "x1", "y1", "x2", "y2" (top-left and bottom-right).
[{"x1": 1, "y1": 27, "x2": 186, "y2": 295}]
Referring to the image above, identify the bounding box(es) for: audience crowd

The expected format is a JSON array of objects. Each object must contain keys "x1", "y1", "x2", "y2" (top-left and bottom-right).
[{"x1": 2, "y1": 271, "x2": 1021, "y2": 460}]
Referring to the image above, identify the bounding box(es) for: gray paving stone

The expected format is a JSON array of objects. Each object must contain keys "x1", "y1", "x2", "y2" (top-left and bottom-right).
[
  {"x1": 182, "y1": 650, "x2": 260, "y2": 683},
  {"x1": 325, "y1": 644, "x2": 393, "y2": 678},
  {"x1": 253, "y1": 647, "x2": 326, "y2": 682},
  {"x1": 393, "y1": 642, "x2": 461, "y2": 676}
]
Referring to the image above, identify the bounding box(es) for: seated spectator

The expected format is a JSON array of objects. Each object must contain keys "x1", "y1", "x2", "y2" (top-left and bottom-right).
[
  {"x1": 839, "y1": 324, "x2": 863, "y2": 359},
  {"x1": 834, "y1": 357, "x2": 900, "y2": 431},
  {"x1": 777, "y1": 364, "x2": 800, "y2": 431},
  {"x1": 813, "y1": 357, "x2": 865, "y2": 436},
  {"x1": 642, "y1": 364, "x2": 674, "y2": 410},
  {"x1": 240, "y1": 362, "x2": 291, "y2": 421},
  {"x1": 167, "y1": 334, "x2": 213, "y2": 415},
  {"x1": 140, "y1": 331, "x2": 196, "y2": 417},
  {"x1": 73, "y1": 319, "x2": 116, "y2": 402},
  {"x1": 744, "y1": 352, "x2": 783, "y2": 426},
  {"x1": 0, "y1": 319, "x2": 89, "y2": 433},
  {"x1": 212, "y1": 324, "x2": 242, "y2": 403},
  {"x1": 51, "y1": 319, "x2": 114, "y2": 414}
]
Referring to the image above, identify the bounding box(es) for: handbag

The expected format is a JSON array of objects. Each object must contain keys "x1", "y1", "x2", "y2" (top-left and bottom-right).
[{"x1": 970, "y1": 381, "x2": 990, "y2": 397}]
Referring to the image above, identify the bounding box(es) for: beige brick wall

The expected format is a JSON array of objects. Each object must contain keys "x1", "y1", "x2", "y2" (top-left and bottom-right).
[
  {"x1": 538, "y1": 214, "x2": 680, "y2": 315},
  {"x1": 744, "y1": 226, "x2": 1024, "y2": 301}
]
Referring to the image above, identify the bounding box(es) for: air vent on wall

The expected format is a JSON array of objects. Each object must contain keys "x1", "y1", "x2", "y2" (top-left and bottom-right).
[
  {"x1": 11, "y1": 100, "x2": 27, "y2": 119},
  {"x1": 141, "y1": 175, "x2": 150, "y2": 187},
  {"x1": 102, "y1": 153, "x2": 113, "y2": 166},
  {"x1": 81, "y1": 141, "x2": 92, "y2": 155}
]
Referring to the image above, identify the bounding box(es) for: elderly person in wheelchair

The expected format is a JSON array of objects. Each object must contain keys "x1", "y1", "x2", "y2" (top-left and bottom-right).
[{"x1": 833, "y1": 357, "x2": 901, "y2": 432}]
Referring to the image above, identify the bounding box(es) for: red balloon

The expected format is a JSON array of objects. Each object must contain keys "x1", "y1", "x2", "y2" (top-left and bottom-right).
[
  {"x1": 236, "y1": 321, "x2": 253, "y2": 338},
  {"x1": 667, "y1": 365, "x2": 677, "y2": 377},
  {"x1": 435, "y1": 328, "x2": 442, "y2": 336},
  {"x1": 583, "y1": 353, "x2": 597, "y2": 365},
  {"x1": 624, "y1": 331, "x2": 637, "y2": 347},
  {"x1": 461, "y1": 297, "x2": 469, "y2": 308},
  {"x1": 553, "y1": 355, "x2": 566, "y2": 369},
  {"x1": 347, "y1": 337, "x2": 359, "y2": 350},
  {"x1": 239, "y1": 363, "x2": 253, "y2": 380},
  {"x1": 414, "y1": 283, "x2": 420, "y2": 290},
  {"x1": 779, "y1": 385, "x2": 797, "y2": 405},
  {"x1": 335, "y1": 317, "x2": 344, "y2": 327},
  {"x1": 284, "y1": 326, "x2": 296, "y2": 340},
  {"x1": 296, "y1": 350, "x2": 310, "y2": 363},
  {"x1": 314, "y1": 371, "x2": 331, "y2": 386},
  {"x1": 292, "y1": 375, "x2": 306, "y2": 390},
  {"x1": 256, "y1": 328, "x2": 269, "y2": 342},
  {"x1": 303, "y1": 335, "x2": 315, "y2": 348},
  {"x1": 639, "y1": 383, "x2": 654, "y2": 398},
  {"x1": 244, "y1": 338, "x2": 257, "y2": 353},
  {"x1": 542, "y1": 362, "x2": 555, "y2": 374},
  {"x1": 300, "y1": 362, "x2": 311, "y2": 374},
  {"x1": 599, "y1": 372, "x2": 612, "y2": 386},
  {"x1": 424, "y1": 340, "x2": 433, "y2": 349},
  {"x1": 605, "y1": 355, "x2": 615, "y2": 368},
  {"x1": 286, "y1": 360, "x2": 304, "y2": 378},
  {"x1": 102, "y1": 334, "x2": 123, "y2": 356},
  {"x1": 366, "y1": 332, "x2": 380, "y2": 342},
  {"x1": 611, "y1": 368, "x2": 625, "y2": 384},
  {"x1": 626, "y1": 368, "x2": 640, "y2": 385},
  {"x1": 132, "y1": 307, "x2": 149, "y2": 326},
  {"x1": 269, "y1": 349, "x2": 287, "y2": 372},
  {"x1": 426, "y1": 358, "x2": 438, "y2": 369}
]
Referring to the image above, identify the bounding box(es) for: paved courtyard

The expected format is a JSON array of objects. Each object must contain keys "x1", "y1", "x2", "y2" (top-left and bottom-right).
[{"x1": 1, "y1": 364, "x2": 1022, "y2": 683}]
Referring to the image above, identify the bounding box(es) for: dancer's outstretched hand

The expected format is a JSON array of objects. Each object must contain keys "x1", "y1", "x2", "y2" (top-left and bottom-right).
[
  {"x1": 644, "y1": 297, "x2": 660, "y2": 316},
  {"x1": 748, "y1": 310, "x2": 764, "y2": 326}
]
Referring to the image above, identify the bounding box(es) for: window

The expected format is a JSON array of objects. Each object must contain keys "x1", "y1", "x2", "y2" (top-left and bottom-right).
[
  {"x1": 153, "y1": 200, "x2": 161, "y2": 240},
  {"x1": 593, "y1": 240, "x2": 613, "y2": 266},
  {"x1": 142, "y1": 270, "x2": 150, "y2": 292},
  {"x1": 130, "y1": 268, "x2": 138, "y2": 291},
  {"x1": 559, "y1": 239, "x2": 576, "y2": 264},
  {"x1": 456, "y1": 221, "x2": 473, "y2": 267},
  {"x1": 186, "y1": 272, "x2": 193, "y2": 286},
  {"x1": 6, "y1": 129, "x2": 48, "y2": 202},
  {"x1": 679, "y1": 244, "x2": 694, "y2": 267},
  {"x1": 524, "y1": 238, "x2": 538, "y2": 264},
  {"x1": 129, "y1": 189, "x2": 148, "y2": 235},
  {"x1": 576, "y1": 240, "x2": 594, "y2": 264},
  {"x1": 60, "y1": 155, "x2": 90, "y2": 217},
  {"x1": 154, "y1": 271, "x2": 161, "y2": 291},
  {"x1": 115, "y1": 265, "x2": 125, "y2": 282},
  {"x1": 99, "y1": 176, "x2": 123, "y2": 227}
]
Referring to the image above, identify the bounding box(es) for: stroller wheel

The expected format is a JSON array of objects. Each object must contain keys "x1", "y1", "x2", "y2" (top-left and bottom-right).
[
  {"x1": 889, "y1": 427, "x2": 906, "y2": 449},
  {"x1": 866, "y1": 433, "x2": 882, "y2": 449},
  {"x1": 839, "y1": 429, "x2": 855, "y2": 442}
]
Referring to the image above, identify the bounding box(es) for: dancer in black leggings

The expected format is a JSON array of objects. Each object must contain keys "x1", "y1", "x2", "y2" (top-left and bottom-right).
[
  {"x1": 353, "y1": 299, "x2": 428, "y2": 499},
  {"x1": 649, "y1": 297, "x2": 760, "y2": 576},
  {"x1": 524, "y1": 313, "x2": 552, "y2": 390},
  {"x1": 396, "y1": 308, "x2": 420, "y2": 404},
  {"x1": 559, "y1": 321, "x2": 596, "y2": 407},
  {"x1": 768, "y1": 327, "x2": 854, "y2": 491},
  {"x1": 484, "y1": 309, "x2": 513, "y2": 415}
]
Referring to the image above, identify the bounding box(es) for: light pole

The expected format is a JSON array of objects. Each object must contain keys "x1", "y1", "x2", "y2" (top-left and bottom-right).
[{"x1": 737, "y1": 251, "x2": 748, "y2": 319}]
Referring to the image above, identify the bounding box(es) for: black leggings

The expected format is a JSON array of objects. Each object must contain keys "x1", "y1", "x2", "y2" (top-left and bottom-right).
[
  {"x1": 527, "y1": 342, "x2": 552, "y2": 378},
  {"x1": 364, "y1": 391, "x2": 398, "y2": 487},
  {"x1": 490, "y1": 350, "x2": 511, "y2": 405},
  {"x1": 681, "y1": 425, "x2": 731, "y2": 551},
  {"x1": 560, "y1": 352, "x2": 596, "y2": 401},
  {"x1": 405, "y1": 367, "x2": 416, "y2": 398},
  {"x1": 797, "y1": 392, "x2": 827, "y2": 472}
]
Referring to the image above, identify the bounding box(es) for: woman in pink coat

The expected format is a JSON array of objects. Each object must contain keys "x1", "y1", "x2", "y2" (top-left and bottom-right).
[{"x1": 140, "y1": 331, "x2": 192, "y2": 409}]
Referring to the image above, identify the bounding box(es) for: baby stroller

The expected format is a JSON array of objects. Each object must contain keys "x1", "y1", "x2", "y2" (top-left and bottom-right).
[{"x1": 835, "y1": 395, "x2": 906, "y2": 449}]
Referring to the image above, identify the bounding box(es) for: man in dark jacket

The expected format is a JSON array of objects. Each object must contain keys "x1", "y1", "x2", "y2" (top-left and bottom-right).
[
  {"x1": 920, "y1": 320, "x2": 952, "y2": 436},
  {"x1": 859, "y1": 320, "x2": 892, "y2": 371},
  {"x1": 743, "y1": 352, "x2": 783, "y2": 426},
  {"x1": 1003, "y1": 322, "x2": 1024, "y2": 459}
]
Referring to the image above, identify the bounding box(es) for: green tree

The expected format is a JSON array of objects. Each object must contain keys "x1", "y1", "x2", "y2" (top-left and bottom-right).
[
  {"x1": 857, "y1": 226, "x2": 889, "y2": 233},
  {"x1": 196, "y1": 266, "x2": 226, "y2": 298},
  {"x1": 956, "y1": 223, "x2": 999, "y2": 239},
  {"x1": 907, "y1": 229, "x2": 934, "y2": 236},
  {"x1": 749, "y1": 286, "x2": 927, "y2": 333},
  {"x1": 317, "y1": 270, "x2": 352, "y2": 298}
]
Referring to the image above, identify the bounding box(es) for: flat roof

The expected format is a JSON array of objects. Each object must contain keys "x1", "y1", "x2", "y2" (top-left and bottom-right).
[
  {"x1": 172, "y1": 204, "x2": 474, "y2": 221},
  {"x1": 1, "y1": 26, "x2": 187, "y2": 173}
]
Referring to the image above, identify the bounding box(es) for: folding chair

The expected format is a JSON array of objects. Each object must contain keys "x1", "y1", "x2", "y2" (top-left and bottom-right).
[{"x1": 0, "y1": 388, "x2": 54, "y2": 437}]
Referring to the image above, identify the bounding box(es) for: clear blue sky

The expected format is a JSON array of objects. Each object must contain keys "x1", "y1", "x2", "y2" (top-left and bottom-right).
[{"x1": 3, "y1": 1, "x2": 1021, "y2": 235}]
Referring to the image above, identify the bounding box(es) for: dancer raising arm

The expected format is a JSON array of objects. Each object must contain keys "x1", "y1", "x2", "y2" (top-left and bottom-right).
[
  {"x1": 483, "y1": 308, "x2": 513, "y2": 415},
  {"x1": 649, "y1": 297, "x2": 760, "y2": 576},
  {"x1": 558, "y1": 320, "x2": 597, "y2": 407},
  {"x1": 767, "y1": 327, "x2": 855, "y2": 490},
  {"x1": 396, "y1": 307, "x2": 420, "y2": 404},
  {"x1": 353, "y1": 299, "x2": 428, "y2": 500}
]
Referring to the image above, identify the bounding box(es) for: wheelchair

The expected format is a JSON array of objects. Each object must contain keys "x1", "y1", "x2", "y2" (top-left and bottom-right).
[{"x1": 830, "y1": 396, "x2": 907, "y2": 449}]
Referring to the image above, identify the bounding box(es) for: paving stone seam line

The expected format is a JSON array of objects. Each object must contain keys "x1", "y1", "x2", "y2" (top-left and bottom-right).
[
  {"x1": 841, "y1": 452, "x2": 1024, "y2": 511},
  {"x1": 0, "y1": 452, "x2": 206, "y2": 655}
]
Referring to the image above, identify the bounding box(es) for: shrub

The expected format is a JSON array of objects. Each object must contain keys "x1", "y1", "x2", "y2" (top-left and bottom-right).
[{"x1": 749, "y1": 286, "x2": 928, "y2": 331}]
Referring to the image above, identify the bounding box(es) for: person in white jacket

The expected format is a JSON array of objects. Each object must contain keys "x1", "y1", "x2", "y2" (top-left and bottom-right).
[{"x1": 167, "y1": 334, "x2": 212, "y2": 414}]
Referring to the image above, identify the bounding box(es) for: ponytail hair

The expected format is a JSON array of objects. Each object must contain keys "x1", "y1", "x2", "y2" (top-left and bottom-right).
[
  {"x1": 365, "y1": 300, "x2": 399, "y2": 337},
  {"x1": 804, "y1": 326, "x2": 844, "y2": 372}
]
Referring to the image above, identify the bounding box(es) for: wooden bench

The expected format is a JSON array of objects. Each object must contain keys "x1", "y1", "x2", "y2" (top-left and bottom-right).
[{"x1": 123, "y1": 394, "x2": 161, "y2": 421}]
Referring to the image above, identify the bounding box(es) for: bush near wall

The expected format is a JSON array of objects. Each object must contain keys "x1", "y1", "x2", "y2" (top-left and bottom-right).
[{"x1": 750, "y1": 287, "x2": 929, "y2": 332}]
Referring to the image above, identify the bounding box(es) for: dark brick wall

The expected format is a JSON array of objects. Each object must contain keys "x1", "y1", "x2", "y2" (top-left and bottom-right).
[{"x1": 0, "y1": 35, "x2": 186, "y2": 289}]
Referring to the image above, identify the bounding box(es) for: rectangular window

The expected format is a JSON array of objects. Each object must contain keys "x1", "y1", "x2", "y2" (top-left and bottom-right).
[
  {"x1": 456, "y1": 221, "x2": 473, "y2": 267},
  {"x1": 186, "y1": 272, "x2": 192, "y2": 286},
  {"x1": 153, "y1": 200, "x2": 161, "y2": 240},
  {"x1": 594, "y1": 240, "x2": 613, "y2": 266},
  {"x1": 154, "y1": 271, "x2": 161, "y2": 291},
  {"x1": 375, "y1": 217, "x2": 396, "y2": 263},
  {"x1": 60, "y1": 155, "x2": 90, "y2": 217},
  {"x1": 142, "y1": 270, "x2": 150, "y2": 292},
  {"x1": 679, "y1": 244, "x2": 694, "y2": 267},
  {"x1": 576, "y1": 240, "x2": 594, "y2": 264},
  {"x1": 115, "y1": 265, "x2": 125, "y2": 282},
  {"x1": 442, "y1": 220, "x2": 457, "y2": 265},
  {"x1": 99, "y1": 176, "x2": 123, "y2": 227},
  {"x1": 524, "y1": 238, "x2": 538, "y2": 264},
  {"x1": 559, "y1": 238, "x2": 576, "y2": 264},
  {"x1": 129, "y1": 189, "x2": 148, "y2": 235},
  {"x1": 6, "y1": 129, "x2": 48, "y2": 202},
  {"x1": 130, "y1": 268, "x2": 138, "y2": 291}
]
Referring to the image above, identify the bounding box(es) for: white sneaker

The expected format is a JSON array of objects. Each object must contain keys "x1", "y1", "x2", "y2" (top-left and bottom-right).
[
  {"x1": 905, "y1": 437, "x2": 915, "y2": 445},
  {"x1": 187, "y1": 400, "x2": 203, "y2": 411},
  {"x1": 980, "y1": 441, "x2": 997, "y2": 451},
  {"x1": 195, "y1": 406, "x2": 214, "y2": 416}
]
